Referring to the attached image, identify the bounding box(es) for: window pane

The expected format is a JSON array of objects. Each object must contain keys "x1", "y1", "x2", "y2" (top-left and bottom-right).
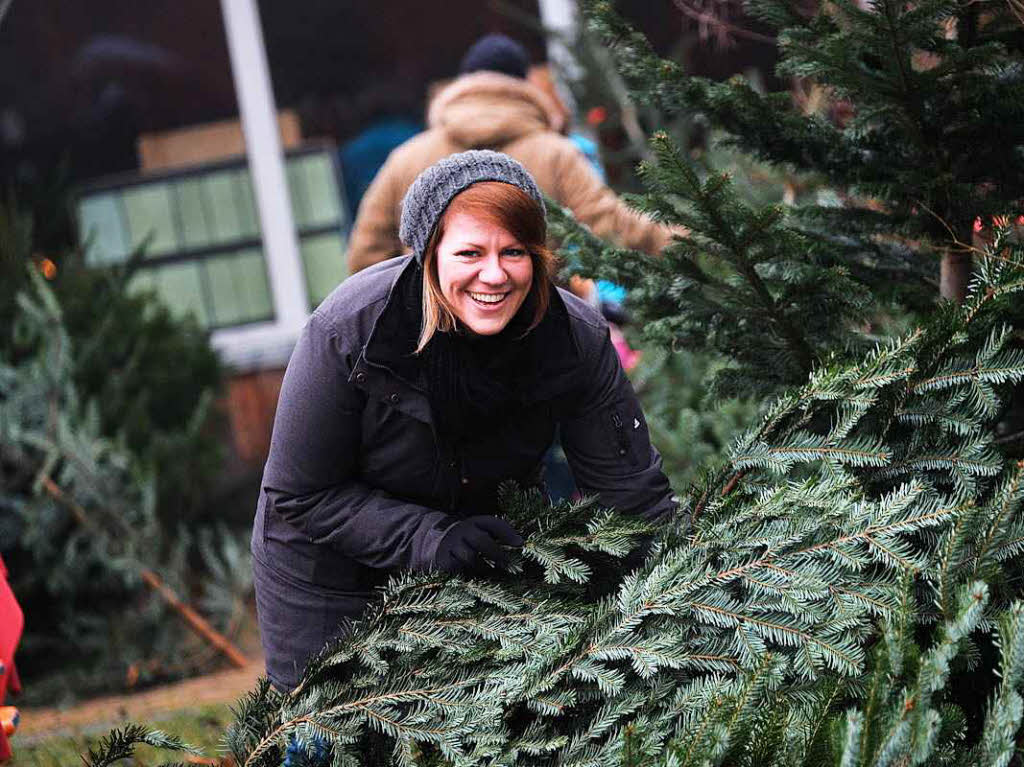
[
  {"x1": 78, "y1": 193, "x2": 129, "y2": 266},
  {"x1": 290, "y1": 154, "x2": 342, "y2": 228},
  {"x1": 203, "y1": 170, "x2": 246, "y2": 242},
  {"x1": 236, "y1": 172, "x2": 260, "y2": 238},
  {"x1": 151, "y1": 262, "x2": 210, "y2": 326},
  {"x1": 285, "y1": 158, "x2": 311, "y2": 229},
  {"x1": 204, "y1": 248, "x2": 273, "y2": 326},
  {"x1": 174, "y1": 177, "x2": 214, "y2": 250},
  {"x1": 301, "y1": 232, "x2": 347, "y2": 307},
  {"x1": 233, "y1": 248, "x2": 273, "y2": 322},
  {"x1": 122, "y1": 184, "x2": 179, "y2": 258}
]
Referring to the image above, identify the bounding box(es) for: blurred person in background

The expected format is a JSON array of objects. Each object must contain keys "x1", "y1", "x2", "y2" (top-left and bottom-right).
[
  {"x1": 336, "y1": 83, "x2": 424, "y2": 221},
  {"x1": 346, "y1": 33, "x2": 675, "y2": 274}
]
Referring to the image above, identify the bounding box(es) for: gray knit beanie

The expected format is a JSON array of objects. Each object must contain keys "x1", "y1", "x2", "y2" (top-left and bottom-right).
[{"x1": 399, "y1": 150, "x2": 546, "y2": 264}]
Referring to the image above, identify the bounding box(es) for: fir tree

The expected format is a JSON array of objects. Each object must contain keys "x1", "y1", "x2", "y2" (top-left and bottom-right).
[
  {"x1": 0, "y1": 188, "x2": 224, "y2": 532},
  {"x1": 547, "y1": 132, "x2": 879, "y2": 399},
  {"x1": 627, "y1": 347, "x2": 759, "y2": 492},
  {"x1": 79, "y1": 723, "x2": 199, "y2": 767},
  {"x1": 1, "y1": 188, "x2": 236, "y2": 698},
  {"x1": 582, "y1": 0, "x2": 1024, "y2": 303},
  {"x1": 0, "y1": 270, "x2": 245, "y2": 698}
]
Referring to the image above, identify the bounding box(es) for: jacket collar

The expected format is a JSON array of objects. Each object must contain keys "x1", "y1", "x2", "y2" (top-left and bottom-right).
[
  {"x1": 363, "y1": 256, "x2": 425, "y2": 386},
  {"x1": 348, "y1": 258, "x2": 431, "y2": 424},
  {"x1": 349, "y1": 257, "x2": 582, "y2": 424}
]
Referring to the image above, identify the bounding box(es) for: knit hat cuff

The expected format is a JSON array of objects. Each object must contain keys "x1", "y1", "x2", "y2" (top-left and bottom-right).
[{"x1": 399, "y1": 150, "x2": 545, "y2": 264}]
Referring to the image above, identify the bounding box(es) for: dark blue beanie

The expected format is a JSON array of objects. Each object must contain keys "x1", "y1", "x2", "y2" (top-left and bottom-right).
[{"x1": 458, "y1": 34, "x2": 530, "y2": 79}]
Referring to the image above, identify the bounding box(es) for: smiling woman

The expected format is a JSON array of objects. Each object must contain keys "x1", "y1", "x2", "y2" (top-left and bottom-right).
[{"x1": 250, "y1": 150, "x2": 677, "y2": 691}]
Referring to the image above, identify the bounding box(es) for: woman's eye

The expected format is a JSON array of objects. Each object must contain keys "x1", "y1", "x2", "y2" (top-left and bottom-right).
[
  {"x1": 503, "y1": 248, "x2": 527, "y2": 257},
  {"x1": 455, "y1": 250, "x2": 480, "y2": 257}
]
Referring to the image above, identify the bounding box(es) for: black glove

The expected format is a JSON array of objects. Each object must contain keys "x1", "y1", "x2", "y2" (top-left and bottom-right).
[{"x1": 433, "y1": 515, "x2": 523, "y2": 572}]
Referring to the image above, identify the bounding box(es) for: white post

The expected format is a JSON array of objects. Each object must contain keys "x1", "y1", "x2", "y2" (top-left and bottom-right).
[
  {"x1": 0, "y1": 0, "x2": 14, "y2": 29},
  {"x1": 537, "y1": 0, "x2": 582, "y2": 115},
  {"x1": 219, "y1": 0, "x2": 308, "y2": 334}
]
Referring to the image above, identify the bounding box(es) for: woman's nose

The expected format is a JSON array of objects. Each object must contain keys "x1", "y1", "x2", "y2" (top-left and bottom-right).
[{"x1": 478, "y1": 252, "x2": 508, "y2": 284}]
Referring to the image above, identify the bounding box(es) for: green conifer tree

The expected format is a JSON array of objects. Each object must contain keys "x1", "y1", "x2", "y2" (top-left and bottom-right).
[
  {"x1": 582, "y1": 0, "x2": 1024, "y2": 303},
  {"x1": 0, "y1": 271, "x2": 244, "y2": 699},
  {"x1": 547, "y1": 132, "x2": 880, "y2": 399}
]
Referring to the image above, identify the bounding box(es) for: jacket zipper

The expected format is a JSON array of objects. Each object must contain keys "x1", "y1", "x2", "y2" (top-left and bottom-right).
[{"x1": 611, "y1": 411, "x2": 632, "y2": 460}]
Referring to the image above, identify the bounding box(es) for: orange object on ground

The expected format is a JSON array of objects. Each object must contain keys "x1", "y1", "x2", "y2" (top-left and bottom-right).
[
  {"x1": 0, "y1": 554, "x2": 24, "y2": 762},
  {"x1": 0, "y1": 707, "x2": 18, "y2": 737}
]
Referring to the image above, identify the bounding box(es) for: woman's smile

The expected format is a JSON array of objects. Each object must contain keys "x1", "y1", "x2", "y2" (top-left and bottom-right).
[{"x1": 467, "y1": 291, "x2": 509, "y2": 306}]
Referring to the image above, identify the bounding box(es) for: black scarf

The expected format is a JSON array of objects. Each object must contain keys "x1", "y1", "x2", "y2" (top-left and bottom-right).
[
  {"x1": 422, "y1": 303, "x2": 541, "y2": 446},
  {"x1": 409, "y1": 266, "x2": 540, "y2": 445},
  {"x1": 366, "y1": 261, "x2": 578, "y2": 448}
]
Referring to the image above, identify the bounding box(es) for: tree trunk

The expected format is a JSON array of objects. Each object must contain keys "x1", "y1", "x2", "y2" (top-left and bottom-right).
[
  {"x1": 40, "y1": 476, "x2": 248, "y2": 669},
  {"x1": 940, "y1": 251, "x2": 971, "y2": 303}
]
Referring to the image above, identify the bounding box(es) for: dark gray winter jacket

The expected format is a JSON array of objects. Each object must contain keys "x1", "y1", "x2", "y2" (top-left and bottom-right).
[{"x1": 251, "y1": 255, "x2": 675, "y2": 598}]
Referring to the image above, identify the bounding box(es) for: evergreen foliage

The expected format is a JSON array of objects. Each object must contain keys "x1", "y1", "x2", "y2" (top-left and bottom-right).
[
  {"x1": 0, "y1": 191, "x2": 224, "y2": 528},
  {"x1": 79, "y1": 723, "x2": 198, "y2": 767},
  {"x1": 630, "y1": 347, "x2": 758, "y2": 492},
  {"x1": 582, "y1": 0, "x2": 1024, "y2": 295},
  {"x1": 58, "y1": 262, "x2": 224, "y2": 528},
  {"x1": 546, "y1": 134, "x2": 878, "y2": 399},
  {"x1": 1, "y1": 187, "x2": 233, "y2": 698},
  {"x1": 0, "y1": 270, "x2": 244, "y2": 700}
]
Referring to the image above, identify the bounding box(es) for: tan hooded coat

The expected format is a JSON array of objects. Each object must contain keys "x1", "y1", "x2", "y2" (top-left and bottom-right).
[{"x1": 345, "y1": 72, "x2": 673, "y2": 274}]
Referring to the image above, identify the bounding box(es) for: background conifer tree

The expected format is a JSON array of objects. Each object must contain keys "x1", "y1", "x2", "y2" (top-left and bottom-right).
[
  {"x1": 0, "y1": 271, "x2": 248, "y2": 700},
  {"x1": 0, "y1": 187, "x2": 249, "y2": 700},
  {"x1": 582, "y1": 0, "x2": 1024, "y2": 304}
]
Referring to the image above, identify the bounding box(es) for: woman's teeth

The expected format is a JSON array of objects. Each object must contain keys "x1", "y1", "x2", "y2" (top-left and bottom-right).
[{"x1": 468, "y1": 292, "x2": 508, "y2": 305}]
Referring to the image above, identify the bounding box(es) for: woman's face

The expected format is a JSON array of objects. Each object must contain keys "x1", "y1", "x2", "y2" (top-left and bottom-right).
[{"x1": 435, "y1": 210, "x2": 534, "y2": 336}]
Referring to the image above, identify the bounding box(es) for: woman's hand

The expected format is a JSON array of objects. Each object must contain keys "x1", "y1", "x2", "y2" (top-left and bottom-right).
[{"x1": 433, "y1": 516, "x2": 523, "y2": 572}]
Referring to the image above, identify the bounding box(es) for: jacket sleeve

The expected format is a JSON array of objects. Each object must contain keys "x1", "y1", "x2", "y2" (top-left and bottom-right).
[
  {"x1": 550, "y1": 138, "x2": 677, "y2": 256},
  {"x1": 346, "y1": 151, "x2": 407, "y2": 274},
  {"x1": 261, "y1": 313, "x2": 453, "y2": 571},
  {"x1": 560, "y1": 321, "x2": 676, "y2": 522}
]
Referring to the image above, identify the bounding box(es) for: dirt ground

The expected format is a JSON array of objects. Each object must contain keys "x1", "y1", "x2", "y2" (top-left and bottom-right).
[{"x1": 14, "y1": 659, "x2": 265, "y2": 744}]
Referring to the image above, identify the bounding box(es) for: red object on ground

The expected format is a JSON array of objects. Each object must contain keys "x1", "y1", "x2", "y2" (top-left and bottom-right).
[{"x1": 0, "y1": 554, "x2": 23, "y2": 762}]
